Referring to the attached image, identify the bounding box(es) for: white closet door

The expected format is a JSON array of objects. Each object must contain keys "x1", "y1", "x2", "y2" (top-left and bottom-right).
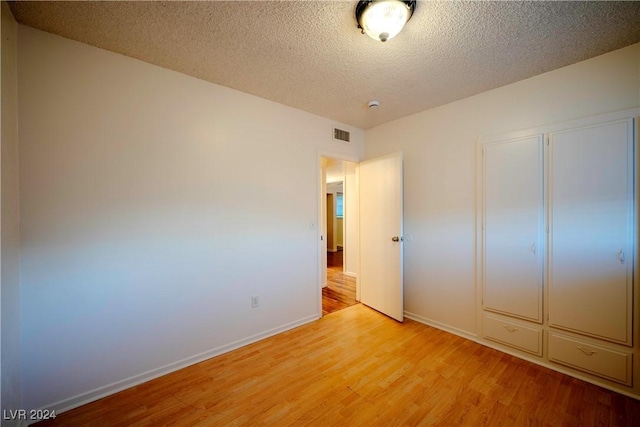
[
  {"x1": 548, "y1": 119, "x2": 634, "y2": 345},
  {"x1": 483, "y1": 135, "x2": 544, "y2": 322}
]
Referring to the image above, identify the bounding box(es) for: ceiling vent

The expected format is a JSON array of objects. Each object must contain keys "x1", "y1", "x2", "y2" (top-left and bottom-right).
[{"x1": 333, "y1": 127, "x2": 351, "y2": 143}]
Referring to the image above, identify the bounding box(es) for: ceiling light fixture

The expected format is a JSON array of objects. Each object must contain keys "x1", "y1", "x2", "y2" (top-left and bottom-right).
[{"x1": 356, "y1": 0, "x2": 416, "y2": 42}]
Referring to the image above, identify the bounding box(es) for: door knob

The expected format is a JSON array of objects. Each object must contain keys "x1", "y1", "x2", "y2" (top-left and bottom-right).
[{"x1": 392, "y1": 236, "x2": 402, "y2": 242}]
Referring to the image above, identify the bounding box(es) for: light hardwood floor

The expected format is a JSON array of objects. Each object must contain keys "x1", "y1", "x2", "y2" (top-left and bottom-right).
[
  {"x1": 37, "y1": 304, "x2": 640, "y2": 426},
  {"x1": 323, "y1": 250, "x2": 357, "y2": 315}
]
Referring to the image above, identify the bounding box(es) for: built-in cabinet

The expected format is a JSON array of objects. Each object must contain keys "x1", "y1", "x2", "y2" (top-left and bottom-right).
[
  {"x1": 483, "y1": 135, "x2": 544, "y2": 323},
  {"x1": 548, "y1": 120, "x2": 634, "y2": 346},
  {"x1": 478, "y1": 110, "x2": 638, "y2": 396}
]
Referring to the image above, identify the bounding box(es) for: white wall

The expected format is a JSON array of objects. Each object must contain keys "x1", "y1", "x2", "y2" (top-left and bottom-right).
[
  {"x1": 320, "y1": 165, "x2": 327, "y2": 288},
  {"x1": 344, "y1": 162, "x2": 358, "y2": 278},
  {"x1": 1, "y1": 2, "x2": 22, "y2": 421},
  {"x1": 365, "y1": 43, "x2": 640, "y2": 336},
  {"x1": 18, "y1": 26, "x2": 363, "y2": 411}
]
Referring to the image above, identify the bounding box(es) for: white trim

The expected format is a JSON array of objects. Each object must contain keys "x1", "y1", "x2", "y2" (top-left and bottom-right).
[
  {"x1": 404, "y1": 311, "x2": 478, "y2": 342},
  {"x1": 317, "y1": 149, "x2": 360, "y2": 165},
  {"x1": 29, "y1": 314, "x2": 319, "y2": 421},
  {"x1": 479, "y1": 107, "x2": 640, "y2": 144},
  {"x1": 343, "y1": 271, "x2": 357, "y2": 278}
]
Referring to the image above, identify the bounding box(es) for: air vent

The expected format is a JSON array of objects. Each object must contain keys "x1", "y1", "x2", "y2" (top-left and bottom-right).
[{"x1": 333, "y1": 127, "x2": 351, "y2": 143}]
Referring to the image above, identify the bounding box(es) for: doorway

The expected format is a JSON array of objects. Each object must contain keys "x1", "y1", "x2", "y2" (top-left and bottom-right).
[
  {"x1": 321, "y1": 157, "x2": 358, "y2": 315},
  {"x1": 318, "y1": 152, "x2": 404, "y2": 321}
]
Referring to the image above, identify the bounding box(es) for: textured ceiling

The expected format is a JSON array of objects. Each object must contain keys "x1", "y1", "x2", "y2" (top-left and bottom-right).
[{"x1": 8, "y1": 1, "x2": 640, "y2": 130}]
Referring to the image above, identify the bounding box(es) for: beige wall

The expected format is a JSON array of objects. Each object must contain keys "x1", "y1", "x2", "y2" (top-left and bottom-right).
[
  {"x1": 18, "y1": 25, "x2": 363, "y2": 411},
  {"x1": 365, "y1": 43, "x2": 640, "y2": 336},
  {"x1": 326, "y1": 193, "x2": 335, "y2": 250},
  {"x1": 1, "y1": 2, "x2": 22, "y2": 420}
]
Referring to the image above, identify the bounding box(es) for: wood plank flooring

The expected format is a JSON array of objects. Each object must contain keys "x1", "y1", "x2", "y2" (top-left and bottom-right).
[
  {"x1": 322, "y1": 250, "x2": 357, "y2": 316},
  {"x1": 37, "y1": 304, "x2": 640, "y2": 426}
]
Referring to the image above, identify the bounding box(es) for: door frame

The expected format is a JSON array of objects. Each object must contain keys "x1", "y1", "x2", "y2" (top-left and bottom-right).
[{"x1": 317, "y1": 150, "x2": 361, "y2": 318}]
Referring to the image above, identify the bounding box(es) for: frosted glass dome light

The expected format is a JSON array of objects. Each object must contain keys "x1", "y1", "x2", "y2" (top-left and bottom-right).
[{"x1": 356, "y1": 0, "x2": 416, "y2": 42}]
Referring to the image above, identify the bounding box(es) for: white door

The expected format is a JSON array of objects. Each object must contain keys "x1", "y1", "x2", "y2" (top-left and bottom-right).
[
  {"x1": 359, "y1": 152, "x2": 404, "y2": 322},
  {"x1": 483, "y1": 135, "x2": 544, "y2": 322},
  {"x1": 548, "y1": 119, "x2": 634, "y2": 345}
]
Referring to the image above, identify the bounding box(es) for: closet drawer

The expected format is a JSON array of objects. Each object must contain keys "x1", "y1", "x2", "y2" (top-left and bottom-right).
[
  {"x1": 483, "y1": 314, "x2": 542, "y2": 356},
  {"x1": 548, "y1": 333, "x2": 632, "y2": 386}
]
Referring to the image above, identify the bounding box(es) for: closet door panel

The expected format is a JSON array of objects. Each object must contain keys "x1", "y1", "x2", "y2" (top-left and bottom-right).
[
  {"x1": 483, "y1": 135, "x2": 544, "y2": 322},
  {"x1": 548, "y1": 119, "x2": 633, "y2": 344}
]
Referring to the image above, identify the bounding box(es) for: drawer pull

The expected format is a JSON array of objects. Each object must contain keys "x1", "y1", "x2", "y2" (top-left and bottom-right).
[
  {"x1": 576, "y1": 346, "x2": 597, "y2": 356},
  {"x1": 503, "y1": 325, "x2": 518, "y2": 333}
]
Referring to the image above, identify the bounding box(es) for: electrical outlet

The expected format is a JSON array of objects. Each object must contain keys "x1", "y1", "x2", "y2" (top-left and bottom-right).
[{"x1": 251, "y1": 295, "x2": 259, "y2": 308}]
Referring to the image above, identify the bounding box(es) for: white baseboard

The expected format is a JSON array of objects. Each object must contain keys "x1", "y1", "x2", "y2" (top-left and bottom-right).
[
  {"x1": 404, "y1": 311, "x2": 478, "y2": 342},
  {"x1": 29, "y1": 314, "x2": 319, "y2": 423},
  {"x1": 343, "y1": 271, "x2": 356, "y2": 278}
]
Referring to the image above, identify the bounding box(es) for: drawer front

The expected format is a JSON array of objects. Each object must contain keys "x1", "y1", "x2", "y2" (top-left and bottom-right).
[
  {"x1": 483, "y1": 314, "x2": 542, "y2": 356},
  {"x1": 548, "y1": 333, "x2": 632, "y2": 386}
]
